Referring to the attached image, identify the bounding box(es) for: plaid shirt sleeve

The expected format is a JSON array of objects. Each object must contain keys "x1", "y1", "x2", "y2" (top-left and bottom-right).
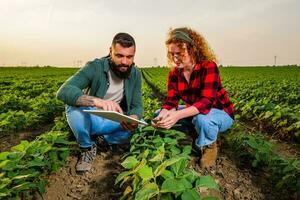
[
  {"x1": 162, "y1": 70, "x2": 180, "y2": 110},
  {"x1": 192, "y1": 61, "x2": 219, "y2": 114}
]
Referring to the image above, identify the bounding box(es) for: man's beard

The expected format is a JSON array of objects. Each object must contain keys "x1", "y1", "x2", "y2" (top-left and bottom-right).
[{"x1": 109, "y1": 59, "x2": 132, "y2": 79}]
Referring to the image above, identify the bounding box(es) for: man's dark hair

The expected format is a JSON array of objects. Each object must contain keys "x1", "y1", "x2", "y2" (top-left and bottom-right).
[{"x1": 112, "y1": 32, "x2": 135, "y2": 48}]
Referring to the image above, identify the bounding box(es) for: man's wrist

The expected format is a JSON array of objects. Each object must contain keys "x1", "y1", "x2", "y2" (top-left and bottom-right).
[{"x1": 76, "y1": 95, "x2": 96, "y2": 107}]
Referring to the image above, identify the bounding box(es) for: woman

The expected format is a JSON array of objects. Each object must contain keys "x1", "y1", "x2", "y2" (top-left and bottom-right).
[{"x1": 153, "y1": 27, "x2": 234, "y2": 168}]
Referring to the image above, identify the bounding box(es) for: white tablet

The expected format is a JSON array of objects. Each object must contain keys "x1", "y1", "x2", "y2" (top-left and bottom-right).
[{"x1": 83, "y1": 110, "x2": 148, "y2": 126}]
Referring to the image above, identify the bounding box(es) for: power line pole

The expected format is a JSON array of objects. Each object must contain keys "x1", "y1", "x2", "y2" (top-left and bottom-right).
[
  {"x1": 274, "y1": 55, "x2": 277, "y2": 66},
  {"x1": 153, "y1": 57, "x2": 157, "y2": 67}
]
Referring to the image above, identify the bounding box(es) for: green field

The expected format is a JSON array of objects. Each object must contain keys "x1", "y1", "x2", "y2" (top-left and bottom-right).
[
  {"x1": 143, "y1": 66, "x2": 300, "y2": 140},
  {"x1": 0, "y1": 66, "x2": 299, "y2": 199}
]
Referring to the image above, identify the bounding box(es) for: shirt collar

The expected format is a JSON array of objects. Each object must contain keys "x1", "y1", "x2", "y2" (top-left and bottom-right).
[
  {"x1": 103, "y1": 57, "x2": 110, "y2": 73},
  {"x1": 175, "y1": 63, "x2": 201, "y2": 76}
]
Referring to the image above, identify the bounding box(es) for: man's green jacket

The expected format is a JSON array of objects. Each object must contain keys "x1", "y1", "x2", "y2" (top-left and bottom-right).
[{"x1": 56, "y1": 57, "x2": 143, "y2": 119}]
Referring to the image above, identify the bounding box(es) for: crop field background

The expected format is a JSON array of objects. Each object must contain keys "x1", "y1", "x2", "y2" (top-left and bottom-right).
[{"x1": 0, "y1": 66, "x2": 299, "y2": 200}]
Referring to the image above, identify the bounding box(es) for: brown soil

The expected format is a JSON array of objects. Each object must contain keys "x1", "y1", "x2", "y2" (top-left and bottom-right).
[
  {"x1": 191, "y1": 148, "x2": 287, "y2": 200},
  {"x1": 0, "y1": 124, "x2": 53, "y2": 152},
  {"x1": 267, "y1": 137, "x2": 300, "y2": 160},
  {"x1": 35, "y1": 142, "x2": 295, "y2": 200},
  {"x1": 35, "y1": 149, "x2": 124, "y2": 200}
]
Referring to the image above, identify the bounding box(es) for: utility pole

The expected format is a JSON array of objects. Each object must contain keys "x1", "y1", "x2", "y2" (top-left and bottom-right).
[
  {"x1": 21, "y1": 62, "x2": 27, "y2": 67},
  {"x1": 274, "y1": 55, "x2": 277, "y2": 66},
  {"x1": 153, "y1": 57, "x2": 157, "y2": 67},
  {"x1": 77, "y1": 60, "x2": 82, "y2": 67}
]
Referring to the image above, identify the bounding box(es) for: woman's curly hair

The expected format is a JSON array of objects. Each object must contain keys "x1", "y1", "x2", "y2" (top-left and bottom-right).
[{"x1": 165, "y1": 27, "x2": 217, "y2": 65}]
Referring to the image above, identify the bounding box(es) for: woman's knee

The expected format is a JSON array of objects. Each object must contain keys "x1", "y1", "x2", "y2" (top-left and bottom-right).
[
  {"x1": 193, "y1": 114, "x2": 209, "y2": 127},
  {"x1": 193, "y1": 115, "x2": 219, "y2": 140}
]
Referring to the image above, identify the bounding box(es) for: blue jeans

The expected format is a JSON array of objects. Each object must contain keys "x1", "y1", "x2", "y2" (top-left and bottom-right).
[
  {"x1": 155, "y1": 106, "x2": 234, "y2": 148},
  {"x1": 66, "y1": 106, "x2": 131, "y2": 148}
]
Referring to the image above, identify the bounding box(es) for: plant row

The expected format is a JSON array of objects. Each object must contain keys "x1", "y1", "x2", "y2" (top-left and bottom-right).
[
  {"x1": 141, "y1": 67, "x2": 300, "y2": 140},
  {"x1": 0, "y1": 114, "x2": 75, "y2": 199}
]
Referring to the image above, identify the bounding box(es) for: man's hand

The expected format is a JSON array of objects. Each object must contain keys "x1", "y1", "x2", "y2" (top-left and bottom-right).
[
  {"x1": 93, "y1": 98, "x2": 123, "y2": 113},
  {"x1": 76, "y1": 95, "x2": 123, "y2": 113},
  {"x1": 121, "y1": 115, "x2": 138, "y2": 131}
]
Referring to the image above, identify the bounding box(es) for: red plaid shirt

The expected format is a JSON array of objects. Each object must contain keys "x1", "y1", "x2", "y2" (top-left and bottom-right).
[{"x1": 162, "y1": 61, "x2": 234, "y2": 119}]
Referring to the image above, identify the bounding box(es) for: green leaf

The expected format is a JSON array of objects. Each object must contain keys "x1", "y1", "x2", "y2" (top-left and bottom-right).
[
  {"x1": 138, "y1": 165, "x2": 154, "y2": 181},
  {"x1": 2, "y1": 160, "x2": 19, "y2": 171},
  {"x1": 11, "y1": 182, "x2": 36, "y2": 191},
  {"x1": 123, "y1": 185, "x2": 132, "y2": 197},
  {"x1": 161, "y1": 178, "x2": 192, "y2": 193},
  {"x1": 170, "y1": 158, "x2": 188, "y2": 177},
  {"x1": 0, "y1": 160, "x2": 9, "y2": 169},
  {"x1": 0, "y1": 152, "x2": 9, "y2": 161},
  {"x1": 141, "y1": 149, "x2": 149, "y2": 159},
  {"x1": 11, "y1": 140, "x2": 29, "y2": 152},
  {"x1": 149, "y1": 144, "x2": 165, "y2": 162},
  {"x1": 27, "y1": 157, "x2": 46, "y2": 167},
  {"x1": 37, "y1": 180, "x2": 47, "y2": 194},
  {"x1": 0, "y1": 192, "x2": 10, "y2": 197},
  {"x1": 181, "y1": 189, "x2": 201, "y2": 200},
  {"x1": 49, "y1": 151, "x2": 58, "y2": 162},
  {"x1": 154, "y1": 157, "x2": 182, "y2": 177},
  {"x1": 115, "y1": 171, "x2": 132, "y2": 185},
  {"x1": 160, "y1": 193, "x2": 174, "y2": 200},
  {"x1": 182, "y1": 145, "x2": 192, "y2": 155},
  {"x1": 263, "y1": 111, "x2": 273, "y2": 119},
  {"x1": 12, "y1": 172, "x2": 39, "y2": 180},
  {"x1": 133, "y1": 159, "x2": 147, "y2": 173},
  {"x1": 0, "y1": 178, "x2": 12, "y2": 190},
  {"x1": 161, "y1": 170, "x2": 174, "y2": 180},
  {"x1": 132, "y1": 174, "x2": 141, "y2": 193},
  {"x1": 121, "y1": 156, "x2": 139, "y2": 169},
  {"x1": 183, "y1": 171, "x2": 198, "y2": 184},
  {"x1": 195, "y1": 176, "x2": 219, "y2": 190},
  {"x1": 135, "y1": 182, "x2": 159, "y2": 200},
  {"x1": 164, "y1": 137, "x2": 177, "y2": 145},
  {"x1": 142, "y1": 126, "x2": 155, "y2": 132},
  {"x1": 54, "y1": 137, "x2": 72, "y2": 145},
  {"x1": 7, "y1": 151, "x2": 24, "y2": 161},
  {"x1": 59, "y1": 150, "x2": 69, "y2": 160},
  {"x1": 152, "y1": 137, "x2": 164, "y2": 145},
  {"x1": 169, "y1": 146, "x2": 181, "y2": 155}
]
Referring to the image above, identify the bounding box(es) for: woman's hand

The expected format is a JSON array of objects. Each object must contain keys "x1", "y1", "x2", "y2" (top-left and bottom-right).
[
  {"x1": 152, "y1": 109, "x2": 169, "y2": 127},
  {"x1": 152, "y1": 109, "x2": 180, "y2": 129}
]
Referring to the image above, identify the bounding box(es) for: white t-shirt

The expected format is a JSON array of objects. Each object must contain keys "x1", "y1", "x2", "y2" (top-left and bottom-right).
[{"x1": 103, "y1": 69, "x2": 124, "y2": 104}]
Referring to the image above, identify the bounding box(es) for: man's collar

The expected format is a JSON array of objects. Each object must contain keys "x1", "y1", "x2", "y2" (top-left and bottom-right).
[{"x1": 103, "y1": 57, "x2": 110, "y2": 73}]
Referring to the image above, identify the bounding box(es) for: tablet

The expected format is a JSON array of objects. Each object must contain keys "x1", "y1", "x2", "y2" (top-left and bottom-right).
[{"x1": 83, "y1": 110, "x2": 148, "y2": 126}]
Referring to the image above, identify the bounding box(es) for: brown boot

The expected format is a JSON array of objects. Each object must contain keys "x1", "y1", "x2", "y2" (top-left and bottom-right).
[{"x1": 200, "y1": 142, "x2": 218, "y2": 168}]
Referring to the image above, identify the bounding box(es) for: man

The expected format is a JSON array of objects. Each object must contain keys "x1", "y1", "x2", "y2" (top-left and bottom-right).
[{"x1": 57, "y1": 33, "x2": 142, "y2": 172}]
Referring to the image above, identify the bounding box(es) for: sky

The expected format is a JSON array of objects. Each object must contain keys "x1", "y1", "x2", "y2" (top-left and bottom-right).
[{"x1": 0, "y1": 0, "x2": 299, "y2": 67}]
